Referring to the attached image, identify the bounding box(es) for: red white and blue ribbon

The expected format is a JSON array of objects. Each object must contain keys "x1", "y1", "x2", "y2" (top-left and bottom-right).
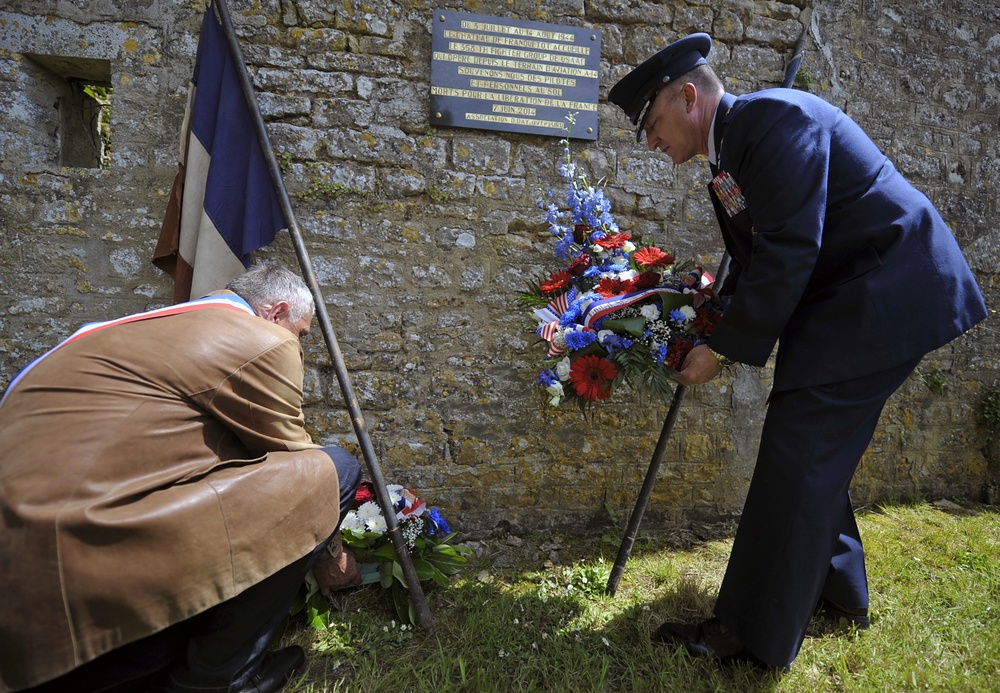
[
  {"x1": 581, "y1": 287, "x2": 683, "y2": 329},
  {"x1": 534, "y1": 292, "x2": 572, "y2": 358}
]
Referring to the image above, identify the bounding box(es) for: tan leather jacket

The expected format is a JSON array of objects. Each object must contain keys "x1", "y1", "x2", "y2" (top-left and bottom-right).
[{"x1": 0, "y1": 294, "x2": 340, "y2": 691}]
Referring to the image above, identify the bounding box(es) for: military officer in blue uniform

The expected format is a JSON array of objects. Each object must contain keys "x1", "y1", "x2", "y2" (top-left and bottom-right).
[{"x1": 609, "y1": 33, "x2": 987, "y2": 669}]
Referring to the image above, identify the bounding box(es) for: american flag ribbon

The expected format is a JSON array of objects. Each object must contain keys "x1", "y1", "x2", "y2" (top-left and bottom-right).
[{"x1": 534, "y1": 292, "x2": 573, "y2": 358}]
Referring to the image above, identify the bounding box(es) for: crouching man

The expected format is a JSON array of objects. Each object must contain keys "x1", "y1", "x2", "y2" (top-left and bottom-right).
[{"x1": 0, "y1": 263, "x2": 361, "y2": 693}]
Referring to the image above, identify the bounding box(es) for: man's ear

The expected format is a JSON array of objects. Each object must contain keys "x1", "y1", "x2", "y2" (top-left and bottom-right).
[
  {"x1": 261, "y1": 300, "x2": 291, "y2": 324},
  {"x1": 682, "y1": 82, "x2": 698, "y2": 112}
]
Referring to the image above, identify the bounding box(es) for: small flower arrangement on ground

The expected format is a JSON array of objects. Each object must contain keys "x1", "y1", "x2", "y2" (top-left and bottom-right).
[
  {"x1": 300, "y1": 480, "x2": 472, "y2": 627},
  {"x1": 520, "y1": 116, "x2": 724, "y2": 411}
]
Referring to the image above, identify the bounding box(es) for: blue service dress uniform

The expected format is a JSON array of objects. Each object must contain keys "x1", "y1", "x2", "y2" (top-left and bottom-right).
[{"x1": 704, "y1": 89, "x2": 987, "y2": 666}]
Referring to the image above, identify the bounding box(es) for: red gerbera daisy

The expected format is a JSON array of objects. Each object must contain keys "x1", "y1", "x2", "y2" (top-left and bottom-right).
[
  {"x1": 569, "y1": 355, "x2": 618, "y2": 401},
  {"x1": 596, "y1": 277, "x2": 626, "y2": 298},
  {"x1": 540, "y1": 270, "x2": 572, "y2": 296},
  {"x1": 594, "y1": 232, "x2": 631, "y2": 251},
  {"x1": 621, "y1": 271, "x2": 661, "y2": 293},
  {"x1": 633, "y1": 246, "x2": 675, "y2": 270}
]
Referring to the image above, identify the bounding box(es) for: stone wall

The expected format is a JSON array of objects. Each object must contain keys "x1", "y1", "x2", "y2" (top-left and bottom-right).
[{"x1": 1, "y1": 0, "x2": 997, "y2": 533}]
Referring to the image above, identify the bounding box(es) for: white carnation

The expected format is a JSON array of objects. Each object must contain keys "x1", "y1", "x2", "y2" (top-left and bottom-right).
[
  {"x1": 640, "y1": 304, "x2": 661, "y2": 321},
  {"x1": 545, "y1": 381, "x2": 564, "y2": 406},
  {"x1": 555, "y1": 356, "x2": 572, "y2": 381}
]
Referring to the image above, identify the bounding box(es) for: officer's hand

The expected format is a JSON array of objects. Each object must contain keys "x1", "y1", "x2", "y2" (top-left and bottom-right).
[{"x1": 675, "y1": 344, "x2": 723, "y2": 386}]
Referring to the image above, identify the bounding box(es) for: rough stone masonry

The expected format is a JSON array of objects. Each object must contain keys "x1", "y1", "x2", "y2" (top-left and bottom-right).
[{"x1": 0, "y1": 0, "x2": 997, "y2": 533}]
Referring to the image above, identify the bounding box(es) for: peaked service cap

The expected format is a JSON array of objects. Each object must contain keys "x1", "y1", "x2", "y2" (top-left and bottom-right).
[{"x1": 609, "y1": 33, "x2": 712, "y2": 140}]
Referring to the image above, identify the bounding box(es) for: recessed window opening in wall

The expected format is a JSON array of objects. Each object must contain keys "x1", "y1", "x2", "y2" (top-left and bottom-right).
[{"x1": 23, "y1": 54, "x2": 113, "y2": 169}]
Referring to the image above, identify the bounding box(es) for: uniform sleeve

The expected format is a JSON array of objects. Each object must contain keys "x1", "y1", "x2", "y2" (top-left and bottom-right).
[
  {"x1": 708, "y1": 97, "x2": 831, "y2": 366},
  {"x1": 198, "y1": 336, "x2": 316, "y2": 456}
]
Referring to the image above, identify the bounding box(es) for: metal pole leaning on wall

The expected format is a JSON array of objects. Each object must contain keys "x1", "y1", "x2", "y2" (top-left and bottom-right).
[
  {"x1": 605, "y1": 252, "x2": 732, "y2": 597},
  {"x1": 605, "y1": 384, "x2": 686, "y2": 596},
  {"x1": 213, "y1": 0, "x2": 433, "y2": 631}
]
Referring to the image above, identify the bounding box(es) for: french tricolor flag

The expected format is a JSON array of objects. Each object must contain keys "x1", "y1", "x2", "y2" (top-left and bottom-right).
[{"x1": 153, "y1": 1, "x2": 285, "y2": 303}]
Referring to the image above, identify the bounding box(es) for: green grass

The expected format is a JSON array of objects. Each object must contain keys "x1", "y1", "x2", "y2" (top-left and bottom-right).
[{"x1": 281, "y1": 501, "x2": 1000, "y2": 692}]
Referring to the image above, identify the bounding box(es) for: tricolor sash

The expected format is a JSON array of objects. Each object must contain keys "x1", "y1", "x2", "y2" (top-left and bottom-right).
[{"x1": 0, "y1": 294, "x2": 255, "y2": 408}]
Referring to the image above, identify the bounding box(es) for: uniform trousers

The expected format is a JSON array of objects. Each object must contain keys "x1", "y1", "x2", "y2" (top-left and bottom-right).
[
  {"x1": 713, "y1": 357, "x2": 921, "y2": 667},
  {"x1": 21, "y1": 446, "x2": 362, "y2": 693}
]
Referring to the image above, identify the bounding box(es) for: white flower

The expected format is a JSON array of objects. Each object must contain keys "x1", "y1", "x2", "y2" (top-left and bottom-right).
[
  {"x1": 553, "y1": 329, "x2": 567, "y2": 348},
  {"x1": 640, "y1": 304, "x2": 661, "y2": 321},
  {"x1": 355, "y1": 501, "x2": 381, "y2": 523},
  {"x1": 597, "y1": 329, "x2": 615, "y2": 344},
  {"x1": 367, "y1": 514, "x2": 387, "y2": 534},
  {"x1": 679, "y1": 305, "x2": 696, "y2": 321},
  {"x1": 385, "y1": 484, "x2": 404, "y2": 506},
  {"x1": 589, "y1": 244, "x2": 609, "y2": 258},
  {"x1": 341, "y1": 511, "x2": 367, "y2": 534},
  {"x1": 555, "y1": 356, "x2": 572, "y2": 381},
  {"x1": 622, "y1": 241, "x2": 636, "y2": 253},
  {"x1": 545, "y1": 381, "x2": 564, "y2": 407}
]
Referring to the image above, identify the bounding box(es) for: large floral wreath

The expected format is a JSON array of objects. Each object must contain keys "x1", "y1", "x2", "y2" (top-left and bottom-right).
[{"x1": 521, "y1": 118, "x2": 724, "y2": 411}]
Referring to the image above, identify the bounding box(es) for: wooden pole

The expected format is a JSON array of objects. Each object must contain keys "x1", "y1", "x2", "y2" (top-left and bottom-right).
[{"x1": 212, "y1": 0, "x2": 433, "y2": 631}]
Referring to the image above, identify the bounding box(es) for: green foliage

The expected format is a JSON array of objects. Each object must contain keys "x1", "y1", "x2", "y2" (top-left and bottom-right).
[
  {"x1": 922, "y1": 369, "x2": 949, "y2": 395},
  {"x1": 299, "y1": 176, "x2": 350, "y2": 201},
  {"x1": 276, "y1": 150, "x2": 293, "y2": 172},
  {"x1": 515, "y1": 277, "x2": 554, "y2": 309},
  {"x1": 82, "y1": 83, "x2": 112, "y2": 169},
  {"x1": 794, "y1": 68, "x2": 814, "y2": 92},
  {"x1": 609, "y1": 346, "x2": 676, "y2": 407}
]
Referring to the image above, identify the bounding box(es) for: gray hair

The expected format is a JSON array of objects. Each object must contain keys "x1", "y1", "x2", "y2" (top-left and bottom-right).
[
  {"x1": 666, "y1": 63, "x2": 723, "y2": 97},
  {"x1": 226, "y1": 262, "x2": 314, "y2": 322}
]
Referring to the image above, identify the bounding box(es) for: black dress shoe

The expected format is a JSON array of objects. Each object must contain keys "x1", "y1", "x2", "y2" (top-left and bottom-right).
[
  {"x1": 654, "y1": 617, "x2": 753, "y2": 661},
  {"x1": 235, "y1": 646, "x2": 306, "y2": 693},
  {"x1": 814, "y1": 597, "x2": 870, "y2": 630}
]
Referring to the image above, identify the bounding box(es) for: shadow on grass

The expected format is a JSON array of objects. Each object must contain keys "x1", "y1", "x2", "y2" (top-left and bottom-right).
[{"x1": 282, "y1": 545, "x2": 782, "y2": 693}]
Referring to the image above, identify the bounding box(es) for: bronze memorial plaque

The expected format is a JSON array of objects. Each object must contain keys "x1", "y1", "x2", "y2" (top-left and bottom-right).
[{"x1": 430, "y1": 9, "x2": 601, "y2": 140}]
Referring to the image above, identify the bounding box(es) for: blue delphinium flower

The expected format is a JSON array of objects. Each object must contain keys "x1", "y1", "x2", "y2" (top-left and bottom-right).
[
  {"x1": 669, "y1": 308, "x2": 688, "y2": 323},
  {"x1": 654, "y1": 343, "x2": 669, "y2": 364},
  {"x1": 537, "y1": 368, "x2": 558, "y2": 387},
  {"x1": 427, "y1": 507, "x2": 450, "y2": 536},
  {"x1": 554, "y1": 233, "x2": 574, "y2": 259},
  {"x1": 564, "y1": 330, "x2": 597, "y2": 350},
  {"x1": 601, "y1": 333, "x2": 634, "y2": 352}
]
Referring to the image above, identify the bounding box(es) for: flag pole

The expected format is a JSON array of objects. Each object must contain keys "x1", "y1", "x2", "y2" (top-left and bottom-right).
[{"x1": 212, "y1": 0, "x2": 433, "y2": 631}]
